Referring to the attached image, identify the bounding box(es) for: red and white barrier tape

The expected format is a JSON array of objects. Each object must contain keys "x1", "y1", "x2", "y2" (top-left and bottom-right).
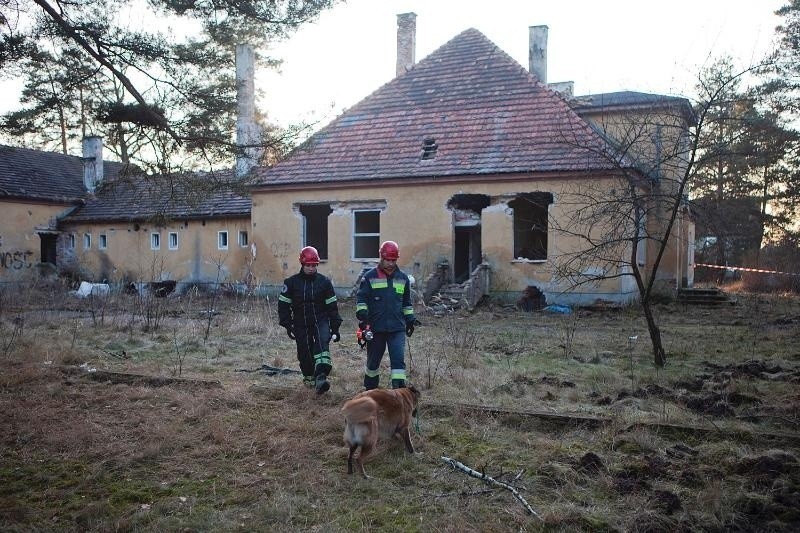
[{"x1": 694, "y1": 263, "x2": 800, "y2": 277}]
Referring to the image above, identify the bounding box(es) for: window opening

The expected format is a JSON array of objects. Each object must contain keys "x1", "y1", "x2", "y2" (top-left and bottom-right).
[
  {"x1": 353, "y1": 210, "x2": 380, "y2": 259},
  {"x1": 509, "y1": 192, "x2": 553, "y2": 260},
  {"x1": 421, "y1": 137, "x2": 438, "y2": 160},
  {"x1": 300, "y1": 204, "x2": 332, "y2": 260}
]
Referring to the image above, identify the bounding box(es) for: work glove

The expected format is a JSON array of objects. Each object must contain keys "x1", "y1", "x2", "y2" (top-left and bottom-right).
[
  {"x1": 405, "y1": 323, "x2": 414, "y2": 337},
  {"x1": 330, "y1": 328, "x2": 340, "y2": 342},
  {"x1": 285, "y1": 326, "x2": 295, "y2": 340}
]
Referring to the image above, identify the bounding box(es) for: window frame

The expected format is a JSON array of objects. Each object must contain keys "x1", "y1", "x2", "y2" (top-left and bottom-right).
[
  {"x1": 150, "y1": 232, "x2": 161, "y2": 250},
  {"x1": 218, "y1": 231, "x2": 229, "y2": 250},
  {"x1": 238, "y1": 230, "x2": 248, "y2": 247},
  {"x1": 168, "y1": 232, "x2": 179, "y2": 250},
  {"x1": 352, "y1": 209, "x2": 381, "y2": 260},
  {"x1": 98, "y1": 233, "x2": 108, "y2": 250}
]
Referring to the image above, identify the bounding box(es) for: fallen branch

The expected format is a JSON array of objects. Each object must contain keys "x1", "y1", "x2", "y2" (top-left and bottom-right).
[{"x1": 441, "y1": 456, "x2": 541, "y2": 519}]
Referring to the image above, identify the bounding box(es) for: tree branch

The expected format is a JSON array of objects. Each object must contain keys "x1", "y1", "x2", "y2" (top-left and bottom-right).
[
  {"x1": 440, "y1": 456, "x2": 541, "y2": 519},
  {"x1": 32, "y1": 0, "x2": 176, "y2": 140}
]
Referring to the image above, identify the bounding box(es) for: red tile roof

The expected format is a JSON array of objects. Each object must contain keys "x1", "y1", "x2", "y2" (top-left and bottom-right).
[{"x1": 253, "y1": 28, "x2": 621, "y2": 188}]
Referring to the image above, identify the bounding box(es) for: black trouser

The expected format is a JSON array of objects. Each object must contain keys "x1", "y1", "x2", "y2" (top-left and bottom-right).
[{"x1": 293, "y1": 318, "x2": 331, "y2": 378}]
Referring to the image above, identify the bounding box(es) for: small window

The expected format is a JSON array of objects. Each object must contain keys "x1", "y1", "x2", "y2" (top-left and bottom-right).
[
  {"x1": 151, "y1": 232, "x2": 161, "y2": 250},
  {"x1": 99, "y1": 234, "x2": 108, "y2": 250},
  {"x1": 169, "y1": 232, "x2": 179, "y2": 250},
  {"x1": 421, "y1": 137, "x2": 438, "y2": 160},
  {"x1": 353, "y1": 210, "x2": 380, "y2": 259},
  {"x1": 68, "y1": 234, "x2": 76, "y2": 249},
  {"x1": 83, "y1": 233, "x2": 91, "y2": 250},
  {"x1": 218, "y1": 231, "x2": 229, "y2": 250},
  {"x1": 238, "y1": 230, "x2": 248, "y2": 247}
]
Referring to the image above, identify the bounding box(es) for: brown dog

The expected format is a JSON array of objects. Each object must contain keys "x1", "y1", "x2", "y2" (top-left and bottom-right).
[{"x1": 342, "y1": 385, "x2": 421, "y2": 478}]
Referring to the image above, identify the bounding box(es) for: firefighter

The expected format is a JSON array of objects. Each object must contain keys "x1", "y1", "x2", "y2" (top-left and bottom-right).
[
  {"x1": 356, "y1": 240, "x2": 417, "y2": 390},
  {"x1": 278, "y1": 246, "x2": 342, "y2": 394}
]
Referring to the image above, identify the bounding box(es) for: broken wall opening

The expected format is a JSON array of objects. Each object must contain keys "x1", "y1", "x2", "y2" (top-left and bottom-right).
[
  {"x1": 509, "y1": 192, "x2": 553, "y2": 261},
  {"x1": 300, "y1": 204, "x2": 332, "y2": 260},
  {"x1": 447, "y1": 194, "x2": 490, "y2": 283}
]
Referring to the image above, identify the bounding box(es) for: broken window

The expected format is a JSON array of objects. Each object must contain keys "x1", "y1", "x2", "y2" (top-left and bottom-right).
[
  {"x1": 300, "y1": 204, "x2": 332, "y2": 260},
  {"x1": 353, "y1": 209, "x2": 380, "y2": 259},
  {"x1": 421, "y1": 137, "x2": 438, "y2": 160},
  {"x1": 509, "y1": 192, "x2": 553, "y2": 260}
]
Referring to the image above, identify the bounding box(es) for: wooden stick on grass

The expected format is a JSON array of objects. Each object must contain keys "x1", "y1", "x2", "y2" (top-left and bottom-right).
[{"x1": 441, "y1": 456, "x2": 541, "y2": 519}]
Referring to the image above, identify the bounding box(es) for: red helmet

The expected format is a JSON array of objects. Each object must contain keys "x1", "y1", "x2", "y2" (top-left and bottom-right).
[
  {"x1": 379, "y1": 240, "x2": 399, "y2": 260},
  {"x1": 299, "y1": 246, "x2": 320, "y2": 265}
]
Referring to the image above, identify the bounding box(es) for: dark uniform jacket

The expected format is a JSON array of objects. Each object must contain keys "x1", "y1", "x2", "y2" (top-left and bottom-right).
[
  {"x1": 356, "y1": 267, "x2": 415, "y2": 332},
  {"x1": 278, "y1": 270, "x2": 342, "y2": 333}
]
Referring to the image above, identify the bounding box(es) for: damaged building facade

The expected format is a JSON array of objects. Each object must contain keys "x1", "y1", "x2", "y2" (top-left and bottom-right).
[
  {"x1": 248, "y1": 16, "x2": 696, "y2": 305},
  {"x1": 2, "y1": 18, "x2": 695, "y2": 306}
]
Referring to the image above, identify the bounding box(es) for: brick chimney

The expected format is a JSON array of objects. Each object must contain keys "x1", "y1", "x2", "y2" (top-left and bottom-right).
[
  {"x1": 529, "y1": 25, "x2": 548, "y2": 83},
  {"x1": 396, "y1": 12, "x2": 416, "y2": 77},
  {"x1": 235, "y1": 43, "x2": 263, "y2": 178},
  {"x1": 82, "y1": 136, "x2": 103, "y2": 193}
]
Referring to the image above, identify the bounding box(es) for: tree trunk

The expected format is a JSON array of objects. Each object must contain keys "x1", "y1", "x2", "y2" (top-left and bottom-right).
[{"x1": 641, "y1": 298, "x2": 666, "y2": 367}]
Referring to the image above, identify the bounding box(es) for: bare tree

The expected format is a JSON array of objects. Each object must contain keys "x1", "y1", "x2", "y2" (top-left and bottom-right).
[{"x1": 549, "y1": 67, "x2": 761, "y2": 367}]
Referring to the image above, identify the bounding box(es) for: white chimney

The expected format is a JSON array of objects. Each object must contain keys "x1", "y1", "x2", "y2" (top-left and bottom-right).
[
  {"x1": 529, "y1": 25, "x2": 548, "y2": 83},
  {"x1": 82, "y1": 136, "x2": 103, "y2": 193},
  {"x1": 235, "y1": 43, "x2": 263, "y2": 178},
  {"x1": 396, "y1": 12, "x2": 416, "y2": 77}
]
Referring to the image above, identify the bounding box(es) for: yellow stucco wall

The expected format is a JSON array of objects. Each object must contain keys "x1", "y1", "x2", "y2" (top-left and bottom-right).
[
  {"x1": 60, "y1": 218, "x2": 254, "y2": 284},
  {"x1": 251, "y1": 175, "x2": 636, "y2": 303},
  {"x1": 0, "y1": 200, "x2": 67, "y2": 279},
  {"x1": 581, "y1": 106, "x2": 693, "y2": 290}
]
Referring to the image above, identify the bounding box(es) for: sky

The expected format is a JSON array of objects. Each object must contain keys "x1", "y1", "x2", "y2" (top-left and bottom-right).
[
  {"x1": 257, "y1": 0, "x2": 785, "y2": 128},
  {"x1": 0, "y1": 0, "x2": 786, "y2": 132}
]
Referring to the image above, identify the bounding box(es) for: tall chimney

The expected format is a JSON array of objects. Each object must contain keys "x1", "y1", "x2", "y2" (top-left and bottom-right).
[
  {"x1": 396, "y1": 12, "x2": 416, "y2": 77},
  {"x1": 529, "y1": 25, "x2": 548, "y2": 83},
  {"x1": 82, "y1": 136, "x2": 103, "y2": 193},
  {"x1": 235, "y1": 43, "x2": 263, "y2": 178}
]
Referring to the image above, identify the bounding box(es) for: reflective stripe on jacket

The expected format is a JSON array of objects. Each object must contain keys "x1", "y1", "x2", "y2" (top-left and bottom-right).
[
  {"x1": 355, "y1": 267, "x2": 415, "y2": 332},
  {"x1": 278, "y1": 270, "x2": 342, "y2": 331}
]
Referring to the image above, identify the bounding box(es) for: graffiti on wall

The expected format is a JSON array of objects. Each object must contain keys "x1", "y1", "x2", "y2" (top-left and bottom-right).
[
  {"x1": 270, "y1": 241, "x2": 291, "y2": 258},
  {"x1": 0, "y1": 236, "x2": 34, "y2": 270}
]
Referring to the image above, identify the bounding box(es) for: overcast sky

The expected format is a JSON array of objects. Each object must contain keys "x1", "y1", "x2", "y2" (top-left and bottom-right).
[
  {"x1": 0, "y1": 0, "x2": 786, "y2": 133},
  {"x1": 259, "y1": 0, "x2": 785, "y2": 127}
]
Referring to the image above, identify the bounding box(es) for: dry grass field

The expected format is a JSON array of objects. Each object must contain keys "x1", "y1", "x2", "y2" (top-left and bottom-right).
[{"x1": 1, "y1": 282, "x2": 799, "y2": 532}]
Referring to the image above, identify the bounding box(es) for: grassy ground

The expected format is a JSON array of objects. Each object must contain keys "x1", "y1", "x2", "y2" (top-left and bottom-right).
[{"x1": 1, "y1": 283, "x2": 798, "y2": 532}]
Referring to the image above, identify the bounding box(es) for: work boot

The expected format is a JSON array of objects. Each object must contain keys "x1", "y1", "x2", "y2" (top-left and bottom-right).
[
  {"x1": 315, "y1": 374, "x2": 330, "y2": 395},
  {"x1": 391, "y1": 379, "x2": 406, "y2": 389}
]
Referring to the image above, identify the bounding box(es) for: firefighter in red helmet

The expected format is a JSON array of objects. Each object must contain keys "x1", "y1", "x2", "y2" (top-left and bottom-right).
[
  {"x1": 355, "y1": 240, "x2": 417, "y2": 389},
  {"x1": 278, "y1": 246, "x2": 342, "y2": 394}
]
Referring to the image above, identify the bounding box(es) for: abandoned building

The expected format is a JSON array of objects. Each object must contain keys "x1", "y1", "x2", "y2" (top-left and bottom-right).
[
  {"x1": 249, "y1": 16, "x2": 695, "y2": 305},
  {"x1": 0, "y1": 141, "x2": 127, "y2": 278},
  {"x1": 1, "y1": 15, "x2": 695, "y2": 306}
]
